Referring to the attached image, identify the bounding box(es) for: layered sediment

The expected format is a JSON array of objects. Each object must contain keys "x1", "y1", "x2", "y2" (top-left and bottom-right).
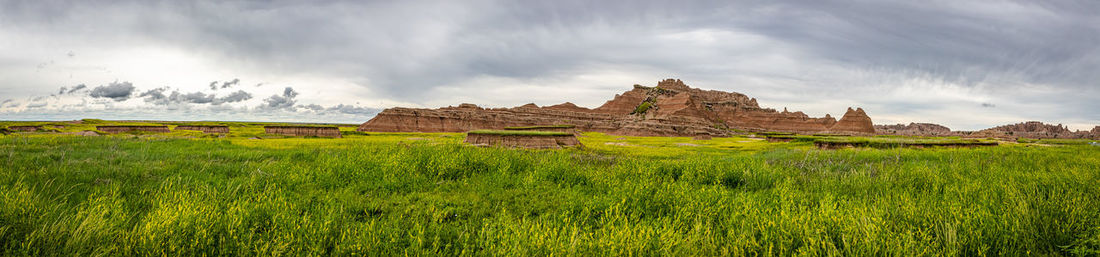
[
  {"x1": 7, "y1": 126, "x2": 42, "y2": 132},
  {"x1": 97, "y1": 126, "x2": 170, "y2": 134},
  {"x1": 175, "y1": 125, "x2": 230, "y2": 134},
  {"x1": 360, "y1": 79, "x2": 875, "y2": 136},
  {"x1": 464, "y1": 133, "x2": 582, "y2": 149},
  {"x1": 264, "y1": 126, "x2": 342, "y2": 138}
]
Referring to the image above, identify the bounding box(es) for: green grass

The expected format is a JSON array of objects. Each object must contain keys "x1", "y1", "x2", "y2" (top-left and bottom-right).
[
  {"x1": 633, "y1": 101, "x2": 654, "y2": 114},
  {"x1": 468, "y1": 130, "x2": 572, "y2": 136},
  {"x1": 0, "y1": 126, "x2": 1099, "y2": 255},
  {"x1": 1018, "y1": 138, "x2": 1098, "y2": 145}
]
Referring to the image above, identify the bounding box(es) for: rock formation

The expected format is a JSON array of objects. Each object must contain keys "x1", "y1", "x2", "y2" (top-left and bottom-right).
[
  {"x1": 359, "y1": 79, "x2": 876, "y2": 136},
  {"x1": 464, "y1": 132, "x2": 583, "y2": 149},
  {"x1": 97, "y1": 125, "x2": 170, "y2": 134},
  {"x1": 969, "y1": 121, "x2": 1084, "y2": 139},
  {"x1": 876, "y1": 123, "x2": 954, "y2": 136},
  {"x1": 264, "y1": 126, "x2": 342, "y2": 138},
  {"x1": 175, "y1": 125, "x2": 230, "y2": 134},
  {"x1": 7, "y1": 126, "x2": 42, "y2": 132}
]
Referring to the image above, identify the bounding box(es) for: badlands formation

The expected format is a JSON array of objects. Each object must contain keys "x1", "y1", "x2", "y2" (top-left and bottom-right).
[
  {"x1": 359, "y1": 79, "x2": 875, "y2": 136},
  {"x1": 875, "y1": 121, "x2": 1100, "y2": 139}
]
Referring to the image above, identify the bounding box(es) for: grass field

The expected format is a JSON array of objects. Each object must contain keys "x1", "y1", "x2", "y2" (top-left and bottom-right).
[{"x1": 2, "y1": 121, "x2": 1100, "y2": 255}]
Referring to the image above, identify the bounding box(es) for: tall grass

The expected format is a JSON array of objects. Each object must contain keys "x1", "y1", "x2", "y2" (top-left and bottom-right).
[{"x1": 0, "y1": 134, "x2": 1098, "y2": 255}]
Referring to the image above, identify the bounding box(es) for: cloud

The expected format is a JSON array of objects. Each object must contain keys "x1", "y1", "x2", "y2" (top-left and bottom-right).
[
  {"x1": 981, "y1": 103, "x2": 996, "y2": 108},
  {"x1": 0, "y1": 99, "x2": 17, "y2": 108},
  {"x1": 208, "y1": 81, "x2": 218, "y2": 90},
  {"x1": 89, "y1": 81, "x2": 135, "y2": 101},
  {"x1": 174, "y1": 92, "x2": 215, "y2": 104},
  {"x1": 26, "y1": 101, "x2": 47, "y2": 108},
  {"x1": 261, "y1": 87, "x2": 298, "y2": 109},
  {"x1": 214, "y1": 90, "x2": 252, "y2": 104},
  {"x1": 326, "y1": 104, "x2": 377, "y2": 115},
  {"x1": 140, "y1": 87, "x2": 252, "y2": 105},
  {"x1": 220, "y1": 78, "x2": 240, "y2": 88},
  {"x1": 301, "y1": 104, "x2": 324, "y2": 111},
  {"x1": 139, "y1": 87, "x2": 169, "y2": 103},
  {"x1": 68, "y1": 84, "x2": 87, "y2": 94}
]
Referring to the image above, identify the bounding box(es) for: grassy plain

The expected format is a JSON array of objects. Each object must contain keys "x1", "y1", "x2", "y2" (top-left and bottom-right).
[{"x1": 1, "y1": 121, "x2": 1099, "y2": 256}]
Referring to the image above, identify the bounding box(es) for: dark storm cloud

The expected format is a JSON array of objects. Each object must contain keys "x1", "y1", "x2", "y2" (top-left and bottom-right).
[{"x1": 88, "y1": 81, "x2": 135, "y2": 101}]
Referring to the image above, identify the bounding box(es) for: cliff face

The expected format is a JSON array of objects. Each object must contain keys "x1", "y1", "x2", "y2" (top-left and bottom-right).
[
  {"x1": 359, "y1": 79, "x2": 876, "y2": 136},
  {"x1": 174, "y1": 125, "x2": 229, "y2": 134},
  {"x1": 264, "y1": 126, "x2": 342, "y2": 138},
  {"x1": 829, "y1": 108, "x2": 876, "y2": 134}
]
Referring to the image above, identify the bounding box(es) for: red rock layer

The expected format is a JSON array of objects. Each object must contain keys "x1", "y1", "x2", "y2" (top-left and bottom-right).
[
  {"x1": 175, "y1": 126, "x2": 230, "y2": 134},
  {"x1": 97, "y1": 126, "x2": 170, "y2": 134},
  {"x1": 264, "y1": 126, "x2": 342, "y2": 138},
  {"x1": 464, "y1": 134, "x2": 582, "y2": 149},
  {"x1": 359, "y1": 79, "x2": 876, "y2": 136}
]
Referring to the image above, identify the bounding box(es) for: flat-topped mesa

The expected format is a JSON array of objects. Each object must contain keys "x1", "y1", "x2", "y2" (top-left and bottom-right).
[
  {"x1": 97, "y1": 125, "x2": 170, "y2": 134},
  {"x1": 464, "y1": 130, "x2": 582, "y2": 149},
  {"x1": 264, "y1": 126, "x2": 341, "y2": 138},
  {"x1": 7, "y1": 126, "x2": 43, "y2": 132},
  {"x1": 358, "y1": 78, "x2": 876, "y2": 136},
  {"x1": 174, "y1": 125, "x2": 230, "y2": 134}
]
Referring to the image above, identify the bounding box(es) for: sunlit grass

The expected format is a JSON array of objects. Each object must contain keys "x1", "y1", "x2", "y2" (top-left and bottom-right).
[{"x1": 0, "y1": 122, "x2": 1099, "y2": 255}]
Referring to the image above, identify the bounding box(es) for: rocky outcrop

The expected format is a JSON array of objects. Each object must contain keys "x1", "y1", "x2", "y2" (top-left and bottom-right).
[
  {"x1": 970, "y1": 121, "x2": 1080, "y2": 139},
  {"x1": 7, "y1": 126, "x2": 42, "y2": 132},
  {"x1": 876, "y1": 123, "x2": 954, "y2": 136},
  {"x1": 175, "y1": 125, "x2": 230, "y2": 134},
  {"x1": 359, "y1": 79, "x2": 875, "y2": 136},
  {"x1": 464, "y1": 133, "x2": 582, "y2": 149},
  {"x1": 264, "y1": 126, "x2": 341, "y2": 138},
  {"x1": 97, "y1": 126, "x2": 170, "y2": 134},
  {"x1": 827, "y1": 108, "x2": 876, "y2": 134}
]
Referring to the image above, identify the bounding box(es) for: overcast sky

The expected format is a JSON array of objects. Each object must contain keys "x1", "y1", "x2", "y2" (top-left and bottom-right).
[{"x1": 1, "y1": 0, "x2": 1097, "y2": 130}]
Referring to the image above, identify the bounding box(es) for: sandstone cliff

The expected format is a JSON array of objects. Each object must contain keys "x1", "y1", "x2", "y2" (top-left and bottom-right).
[{"x1": 359, "y1": 79, "x2": 876, "y2": 136}]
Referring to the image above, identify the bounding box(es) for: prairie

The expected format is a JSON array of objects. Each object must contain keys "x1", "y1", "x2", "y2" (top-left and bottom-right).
[{"x1": 1, "y1": 121, "x2": 1099, "y2": 255}]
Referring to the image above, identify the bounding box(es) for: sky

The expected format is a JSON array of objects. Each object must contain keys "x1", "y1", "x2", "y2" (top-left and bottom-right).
[{"x1": 1, "y1": 0, "x2": 1097, "y2": 130}]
